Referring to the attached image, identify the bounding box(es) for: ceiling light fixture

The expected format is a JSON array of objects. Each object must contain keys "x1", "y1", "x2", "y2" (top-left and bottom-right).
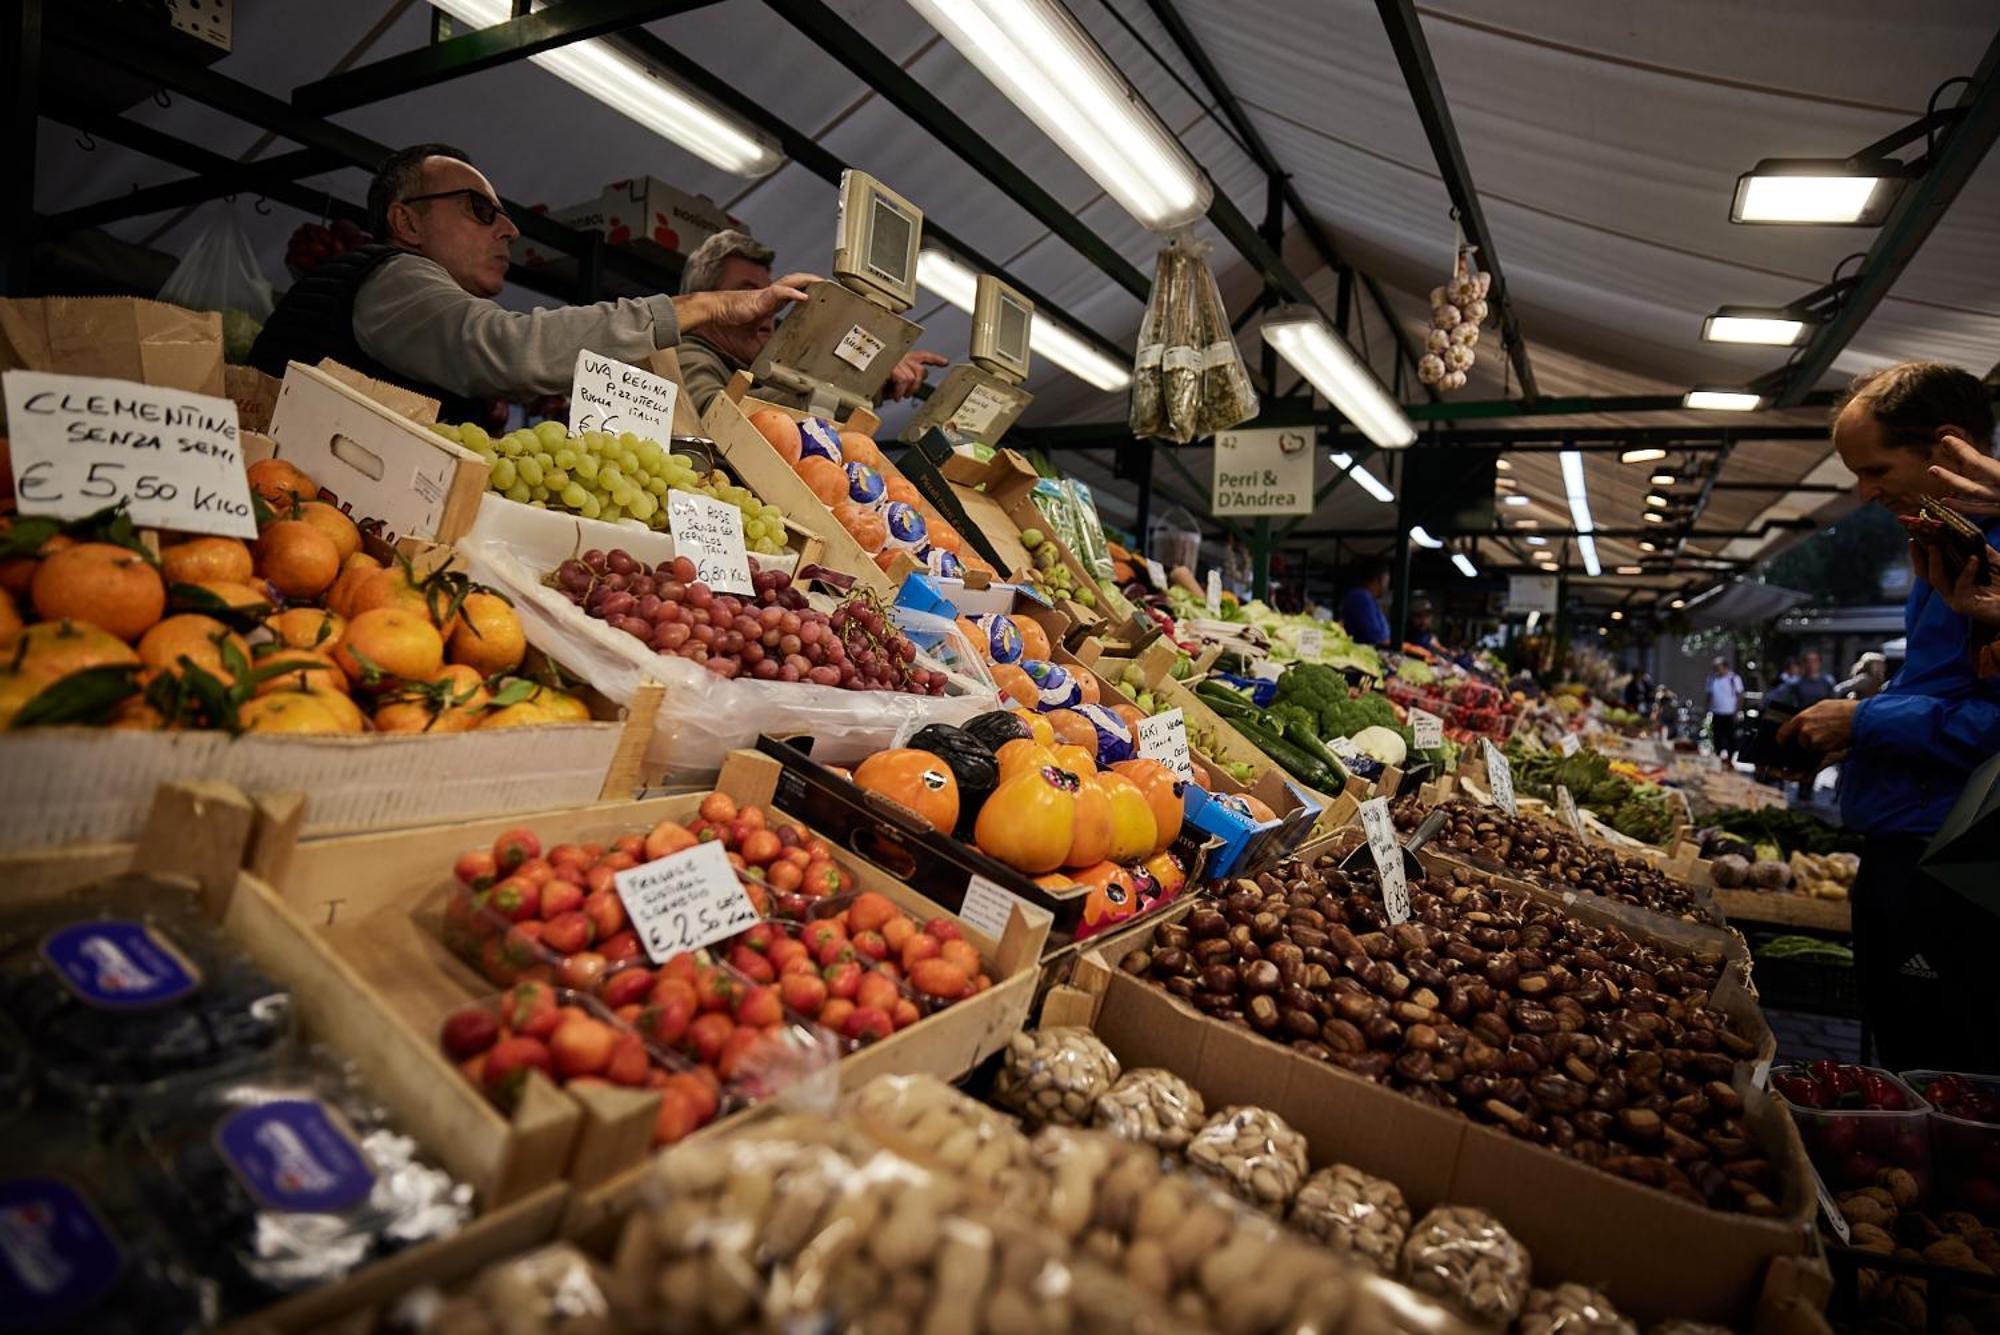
[
  {"x1": 1451, "y1": 552, "x2": 1478, "y2": 578},
  {"x1": 1329, "y1": 451, "x2": 1396, "y2": 504},
  {"x1": 1640, "y1": 541, "x2": 1658, "y2": 552},
  {"x1": 1577, "y1": 534, "x2": 1602, "y2": 577},
  {"x1": 434, "y1": 0, "x2": 781, "y2": 175},
  {"x1": 1616, "y1": 565, "x2": 1644, "y2": 575},
  {"x1": 1701, "y1": 306, "x2": 1814, "y2": 345},
  {"x1": 1526, "y1": 536, "x2": 1548, "y2": 546},
  {"x1": 1620, "y1": 448, "x2": 1668, "y2": 465},
  {"x1": 1502, "y1": 494, "x2": 1530, "y2": 507},
  {"x1": 1644, "y1": 512, "x2": 1667, "y2": 524},
  {"x1": 917, "y1": 249, "x2": 1131, "y2": 390},
  {"x1": 907, "y1": 0, "x2": 1211, "y2": 230},
  {"x1": 1409, "y1": 525, "x2": 1444, "y2": 549},
  {"x1": 1561, "y1": 449, "x2": 1604, "y2": 577},
  {"x1": 1650, "y1": 473, "x2": 1677, "y2": 487},
  {"x1": 1670, "y1": 598, "x2": 1687, "y2": 609},
  {"x1": 1684, "y1": 388, "x2": 1766, "y2": 412},
  {"x1": 1263, "y1": 309, "x2": 1417, "y2": 449},
  {"x1": 1610, "y1": 610, "x2": 1624, "y2": 621},
  {"x1": 1645, "y1": 493, "x2": 1670, "y2": 508},
  {"x1": 1730, "y1": 158, "x2": 1909, "y2": 225},
  {"x1": 1494, "y1": 458, "x2": 1511, "y2": 471}
]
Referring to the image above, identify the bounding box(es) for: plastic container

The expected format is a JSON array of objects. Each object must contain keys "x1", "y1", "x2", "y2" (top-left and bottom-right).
[
  {"x1": 1903, "y1": 1069, "x2": 2000, "y2": 1221},
  {"x1": 129, "y1": 1049, "x2": 471, "y2": 1320},
  {"x1": 1771, "y1": 1063, "x2": 1932, "y2": 1203},
  {"x1": 0, "y1": 875, "x2": 293, "y2": 1110}
]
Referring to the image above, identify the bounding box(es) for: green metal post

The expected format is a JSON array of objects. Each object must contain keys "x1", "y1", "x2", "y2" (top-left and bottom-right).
[{"x1": 1252, "y1": 518, "x2": 1272, "y2": 601}]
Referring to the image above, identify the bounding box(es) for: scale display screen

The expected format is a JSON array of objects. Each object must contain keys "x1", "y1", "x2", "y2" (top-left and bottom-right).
[
  {"x1": 868, "y1": 196, "x2": 915, "y2": 287},
  {"x1": 996, "y1": 292, "x2": 1030, "y2": 364}
]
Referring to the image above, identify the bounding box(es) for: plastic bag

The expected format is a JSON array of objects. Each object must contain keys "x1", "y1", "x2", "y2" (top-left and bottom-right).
[
  {"x1": 843, "y1": 1073, "x2": 1043, "y2": 1212},
  {"x1": 1399, "y1": 1204, "x2": 1533, "y2": 1327},
  {"x1": 1518, "y1": 1283, "x2": 1639, "y2": 1334},
  {"x1": 130, "y1": 1049, "x2": 471, "y2": 1318},
  {"x1": 1287, "y1": 1163, "x2": 1411, "y2": 1273},
  {"x1": 1090, "y1": 1067, "x2": 1205, "y2": 1152},
  {"x1": 1128, "y1": 238, "x2": 1259, "y2": 443},
  {"x1": 458, "y1": 510, "x2": 999, "y2": 785},
  {"x1": 991, "y1": 1026, "x2": 1121, "y2": 1127},
  {"x1": 158, "y1": 202, "x2": 275, "y2": 362},
  {"x1": 0, "y1": 874, "x2": 293, "y2": 1109},
  {"x1": 389, "y1": 1242, "x2": 621, "y2": 1335},
  {"x1": 1185, "y1": 1105, "x2": 1310, "y2": 1213}
]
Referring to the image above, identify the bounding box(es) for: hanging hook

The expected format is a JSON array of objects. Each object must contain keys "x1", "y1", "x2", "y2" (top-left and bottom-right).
[
  {"x1": 253, "y1": 196, "x2": 272, "y2": 216},
  {"x1": 74, "y1": 130, "x2": 96, "y2": 152},
  {"x1": 153, "y1": 90, "x2": 172, "y2": 109}
]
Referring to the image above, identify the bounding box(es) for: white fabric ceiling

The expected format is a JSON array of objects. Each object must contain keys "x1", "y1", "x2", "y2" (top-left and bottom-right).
[{"x1": 31, "y1": 0, "x2": 2000, "y2": 605}]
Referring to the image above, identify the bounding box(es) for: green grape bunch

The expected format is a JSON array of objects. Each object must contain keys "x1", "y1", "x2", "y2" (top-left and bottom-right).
[{"x1": 434, "y1": 419, "x2": 791, "y2": 556}]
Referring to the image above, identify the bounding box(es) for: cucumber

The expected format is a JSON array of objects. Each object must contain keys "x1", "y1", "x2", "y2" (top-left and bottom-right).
[{"x1": 1233, "y1": 718, "x2": 1338, "y2": 791}]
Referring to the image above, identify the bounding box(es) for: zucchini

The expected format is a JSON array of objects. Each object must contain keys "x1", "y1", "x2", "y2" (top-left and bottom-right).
[
  {"x1": 1273, "y1": 717, "x2": 1348, "y2": 783},
  {"x1": 1233, "y1": 718, "x2": 1337, "y2": 790}
]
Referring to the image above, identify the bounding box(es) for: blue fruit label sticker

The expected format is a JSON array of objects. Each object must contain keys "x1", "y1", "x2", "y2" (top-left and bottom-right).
[
  {"x1": 881, "y1": 501, "x2": 929, "y2": 550},
  {"x1": 843, "y1": 461, "x2": 887, "y2": 509},
  {"x1": 970, "y1": 614, "x2": 1024, "y2": 664},
  {"x1": 41, "y1": 920, "x2": 200, "y2": 1010},
  {"x1": 798, "y1": 417, "x2": 843, "y2": 464},
  {"x1": 214, "y1": 1099, "x2": 375, "y2": 1215},
  {"x1": 922, "y1": 546, "x2": 964, "y2": 579},
  {"x1": 0, "y1": 1177, "x2": 122, "y2": 1324}
]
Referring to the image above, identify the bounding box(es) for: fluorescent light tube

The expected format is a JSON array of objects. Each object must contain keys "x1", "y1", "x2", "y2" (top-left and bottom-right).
[
  {"x1": 1329, "y1": 452, "x2": 1395, "y2": 503},
  {"x1": 1502, "y1": 494, "x2": 1529, "y2": 507},
  {"x1": 1410, "y1": 525, "x2": 1444, "y2": 549},
  {"x1": 433, "y1": 1, "x2": 780, "y2": 175},
  {"x1": 1526, "y1": 536, "x2": 1548, "y2": 546},
  {"x1": 1650, "y1": 473, "x2": 1676, "y2": 486},
  {"x1": 1262, "y1": 309, "x2": 1416, "y2": 449},
  {"x1": 1525, "y1": 610, "x2": 1540, "y2": 632},
  {"x1": 906, "y1": 0, "x2": 1211, "y2": 230},
  {"x1": 1703, "y1": 309, "x2": 1810, "y2": 345},
  {"x1": 1620, "y1": 448, "x2": 1667, "y2": 464},
  {"x1": 1684, "y1": 389, "x2": 1765, "y2": 411},
  {"x1": 1451, "y1": 552, "x2": 1478, "y2": 578},
  {"x1": 1577, "y1": 533, "x2": 1602, "y2": 576},
  {"x1": 1644, "y1": 512, "x2": 1666, "y2": 523},
  {"x1": 1646, "y1": 493, "x2": 1669, "y2": 508},
  {"x1": 917, "y1": 249, "x2": 1131, "y2": 390},
  {"x1": 1616, "y1": 565, "x2": 1644, "y2": 575},
  {"x1": 1559, "y1": 450, "x2": 1594, "y2": 536},
  {"x1": 1610, "y1": 610, "x2": 1624, "y2": 621},
  {"x1": 1731, "y1": 159, "x2": 1906, "y2": 225}
]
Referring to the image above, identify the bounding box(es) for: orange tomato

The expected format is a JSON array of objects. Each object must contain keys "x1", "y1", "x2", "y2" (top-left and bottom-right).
[
  {"x1": 750, "y1": 409, "x2": 802, "y2": 465},
  {"x1": 1072, "y1": 861, "x2": 1139, "y2": 930},
  {"x1": 31, "y1": 542, "x2": 166, "y2": 642},
  {"x1": 1064, "y1": 773, "x2": 1113, "y2": 868},
  {"x1": 990, "y1": 664, "x2": 1037, "y2": 708},
  {"x1": 853, "y1": 748, "x2": 960, "y2": 834},
  {"x1": 795, "y1": 455, "x2": 847, "y2": 507}
]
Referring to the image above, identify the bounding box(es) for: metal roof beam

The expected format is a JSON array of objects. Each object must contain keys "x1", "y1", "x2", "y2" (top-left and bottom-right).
[
  {"x1": 1373, "y1": 0, "x2": 1537, "y2": 403},
  {"x1": 294, "y1": 0, "x2": 715, "y2": 114},
  {"x1": 759, "y1": 0, "x2": 1151, "y2": 301},
  {"x1": 1776, "y1": 30, "x2": 2000, "y2": 406}
]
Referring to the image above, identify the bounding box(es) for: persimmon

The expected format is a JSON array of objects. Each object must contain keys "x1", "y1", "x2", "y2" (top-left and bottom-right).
[
  {"x1": 990, "y1": 663, "x2": 1037, "y2": 708},
  {"x1": 831, "y1": 501, "x2": 886, "y2": 553},
  {"x1": 749, "y1": 409, "x2": 801, "y2": 465},
  {"x1": 31, "y1": 542, "x2": 165, "y2": 642},
  {"x1": 839, "y1": 432, "x2": 884, "y2": 469},
  {"x1": 795, "y1": 455, "x2": 847, "y2": 507}
]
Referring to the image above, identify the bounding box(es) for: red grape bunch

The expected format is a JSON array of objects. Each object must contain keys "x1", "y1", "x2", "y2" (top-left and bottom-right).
[{"x1": 552, "y1": 550, "x2": 947, "y2": 695}]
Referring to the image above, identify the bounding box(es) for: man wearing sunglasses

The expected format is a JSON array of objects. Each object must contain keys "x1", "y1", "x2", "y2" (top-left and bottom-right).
[{"x1": 250, "y1": 143, "x2": 816, "y2": 423}]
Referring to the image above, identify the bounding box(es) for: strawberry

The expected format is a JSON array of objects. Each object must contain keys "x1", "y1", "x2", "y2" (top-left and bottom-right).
[
  {"x1": 439, "y1": 1006, "x2": 499, "y2": 1059},
  {"x1": 735, "y1": 983, "x2": 783, "y2": 1029},
  {"x1": 482, "y1": 1036, "x2": 551, "y2": 1107},
  {"x1": 505, "y1": 981, "x2": 561, "y2": 1038}
]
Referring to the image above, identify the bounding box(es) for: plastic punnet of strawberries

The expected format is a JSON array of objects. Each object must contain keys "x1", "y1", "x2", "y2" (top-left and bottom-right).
[
  {"x1": 1921, "y1": 1073, "x2": 2000, "y2": 1124},
  {"x1": 1773, "y1": 1059, "x2": 1911, "y2": 1111}
]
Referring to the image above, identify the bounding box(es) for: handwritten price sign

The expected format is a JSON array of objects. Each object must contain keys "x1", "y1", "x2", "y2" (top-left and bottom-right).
[
  {"x1": 1359, "y1": 796, "x2": 1410, "y2": 925},
  {"x1": 1483, "y1": 738, "x2": 1518, "y2": 816},
  {"x1": 1136, "y1": 708, "x2": 1196, "y2": 782},
  {"x1": 569, "y1": 351, "x2": 679, "y2": 441},
  {"x1": 5, "y1": 371, "x2": 256, "y2": 538},
  {"x1": 667, "y1": 489, "x2": 755, "y2": 595},
  {"x1": 614, "y1": 841, "x2": 760, "y2": 962}
]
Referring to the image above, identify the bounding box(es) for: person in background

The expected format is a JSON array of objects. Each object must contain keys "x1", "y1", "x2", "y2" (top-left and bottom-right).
[
  {"x1": 249, "y1": 145, "x2": 816, "y2": 425},
  {"x1": 1773, "y1": 649, "x2": 1838, "y2": 708},
  {"x1": 1704, "y1": 656, "x2": 1744, "y2": 761},
  {"x1": 1777, "y1": 360, "x2": 2000, "y2": 1071},
  {"x1": 675, "y1": 229, "x2": 948, "y2": 417},
  {"x1": 1339, "y1": 557, "x2": 1393, "y2": 648},
  {"x1": 1774, "y1": 657, "x2": 1801, "y2": 699},
  {"x1": 1406, "y1": 597, "x2": 1448, "y2": 652},
  {"x1": 1624, "y1": 670, "x2": 1655, "y2": 717}
]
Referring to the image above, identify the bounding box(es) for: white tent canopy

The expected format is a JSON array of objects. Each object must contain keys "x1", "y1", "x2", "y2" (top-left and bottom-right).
[{"x1": 31, "y1": 1, "x2": 2000, "y2": 604}]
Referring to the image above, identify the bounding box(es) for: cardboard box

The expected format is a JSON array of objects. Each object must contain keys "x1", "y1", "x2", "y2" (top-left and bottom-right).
[
  {"x1": 265, "y1": 749, "x2": 1049, "y2": 1198},
  {"x1": 0, "y1": 296, "x2": 225, "y2": 408},
  {"x1": 1072, "y1": 900, "x2": 1815, "y2": 1328},
  {"x1": 267, "y1": 361, "x2": 484, "y2": 545},
  {"x1": 702, "y1": 378, "x2": 898, "y2": 595},
  {"x1": 599, "y1": 176, "x2": 735, "y2": 259},
  {"x1": 509, "y1": 196, "x2": 610, "y2": 270}
]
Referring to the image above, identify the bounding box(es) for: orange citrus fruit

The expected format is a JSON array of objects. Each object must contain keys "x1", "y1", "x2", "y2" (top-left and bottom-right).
[
  {"x1": 0, "y1": 527, "x2": 73, "y2": 599},
  {"x1": 334, "y1": 608, "x2": 444, "y2": 687},
  {"x1": 187, "y1": 580, "x2": 275, "y2": 615},
  {"x1": 252, "y1": 647, "x2": 349, "y2": 697},
  {"x1": 264, "y1": 607, "x2": 346, "y2": 652},
  {"x1": 161, "y1": 537, "x2": 254, "y2": 586},
  {"x1": 138, "y1": 615, "x2": 250, "y2": 683},
  {"x1": 254, "y1": 520, "x2": 341, "y2": 600},
  {"x1": 324, "y1": 554, "x2": 384, "y2": 618},
  {"x1": 447, "y1": 592, "x2": 525, "y2": 675},
  {"x1": 293, "y1": 501, "x2": 362, "y2": 562},
  {"x1": 0, "y1": 589, "x2": 20, "y2": 644},
  {"x1": 238, "y1": 691, "x2": 350, "y2": 734},
  {"x1": 31, "y1": 543, "x2": 166, "y2": 642},
  {"x1": 10, "y1": 620, "x2": 140, "y2": 682},
  {"x1": 246, "y1": 457, "x2": 317, "y2": 508},
  {"x1": 373, "y1": 664, "x2": 491, "y2": 733}
]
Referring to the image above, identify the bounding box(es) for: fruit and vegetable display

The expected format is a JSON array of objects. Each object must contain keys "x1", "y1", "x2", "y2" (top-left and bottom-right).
[
  {"x1": 434, "y1": 419, "x2": 793, "y2": 554},
  {"x1": 1119, "y1": 850, "x2": 1781, "y2": 1215},
  {"x1": 1502, "y1": 739, "x2": 1676, "y2": 846},
  {"x1": 0, "y1": 460, "x2": 583, "y2": 735},
  {"x1": 1194, "y1": 675, "x2": 1351, "y2": 794},
  {"x1": 1910, "y1": 1072, "x2": 2000, "y2": 1221},
  {"x1": 1771, "y1": 1062, "x2": 1931, "y2": 1205},
  {"x1": 551, "y1": 548, "x2": 951, "y2": 693},
  {"x1": 1827, "y1": 1183, "x2": 2000, "y2": 1331},
  {"x1": 1391, "y1": 797, "x2": 1718, "y2": 925},
  {"x1": 1382, "y1": 672, "x2": 1519, "y2": 745},
  {"x1": 1698, "y1": 807, "x2": 1863, "y2": 860},
  {"x1": 1753, "y1": 934, "x2": 1854, "y2": 970},
  {"x1": 745, "y1": 409, "x2": 988, "y2": 578}
]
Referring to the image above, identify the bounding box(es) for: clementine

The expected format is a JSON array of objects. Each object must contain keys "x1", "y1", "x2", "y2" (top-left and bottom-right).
[
  {"x1": 335, "y1": 608, "x2": 444, "y2": 688},
  {"x1": 245, "y1": 457, "x2": 317, "y2": 508},
  {"x1": 0, "y1": 589, "x2": 19, "y2": 643},
  {"x1": 161, "y1": 537, "x2": 254, "y2": 586},
  {"x1": 447, "y1": 591, "x2": 525, "y2": 675},
  {"x1": 10, "y1": 620, "x2": 139, "y2": 682},
  {"x1": 293, "y1": 501, "x2": 362, "y2": 562},
  {"x1": 264, "y1": 607, "x2": 346, "y2": 652},
  {"x1": 238, "y1": 691, "x2": 350, "y2": 734},
  {"x1": 31, "y1": 543, "x2": 166, "y2": 642},
  {"x1": 251, "y1": 647, "x2": 349, "y2": 696},
  {"x1": 138, "y1": 615, "x2": 250, "y2": 683}
]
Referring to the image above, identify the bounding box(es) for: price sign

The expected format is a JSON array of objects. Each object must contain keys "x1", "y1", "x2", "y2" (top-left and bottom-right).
[
  {"x1": 1359, "y1": 797, "x2": 1410, "y2": 925},
  {"x1": 1252, "y1": 661, "x2": 1283, "y2": 683},
  {"x1": 614, "y1": 840, "x2": 760, "y2": 962},
  {"x1": 1296, "y1": 627, "x2": 1324, "y2": 661},
  {"x1": 667, "y1": 489, "x2": 755, "y2": 595},
  {"x1": 1556, "y1": 784, "x2": 1583, "y2": 835},
  {"x1": 1483, "y1": 738, "x2": 1517, "y2": 816},
  {"x1": 1558, "y1": 732, "x2": 1580, "y2": 757},
  {"x1": 1813, "y1": 1164, "x2": 1852, "y2": 1245},
  {"x1": 1206, "y1": 569, "x2": 1222, "y2": 616},
  {"x1": 568, "y1": 350, "x2": 679, "y2": 441},
  {"x1": 945, "y1": 382, "x2": 1018, "y2": 441},
  {"x1": 1410, "y1": 708, "x2": 1443, "y2": 750},
  {"x1": 958, "y1": 875, "x2": 1035, "y2": 941},
  {"x1": 5, "y1": 370, "x2": 256, "y2": 538},
  {"x1": 1144, "y1": 557, "x2": 1167, "y2": 589},
  {"x1": 1136, "y1": 709, "x2": 1196, "y2": 782},
  {"x1": 1328, "y1": 735, "x2": 1364, "y2": 767},
  {"x1": 833, "y1": 324, "x2": 886, "y2": 372}
]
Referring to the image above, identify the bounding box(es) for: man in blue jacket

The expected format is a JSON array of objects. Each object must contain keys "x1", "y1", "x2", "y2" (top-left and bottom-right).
[
  {"x1": 1780, "y1": 361, "x2": 2000, "y2": 1070},
  {"x1": 1340, "y1": 557, "x2": 1393, "y2": 648}
]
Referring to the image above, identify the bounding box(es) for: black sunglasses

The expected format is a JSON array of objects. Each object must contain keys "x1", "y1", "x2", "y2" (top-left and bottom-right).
[{"x1": 399, "y1": 188, "x2": 508, "y2": 227}]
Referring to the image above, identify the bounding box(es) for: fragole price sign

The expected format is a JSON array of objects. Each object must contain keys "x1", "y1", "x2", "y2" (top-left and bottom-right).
[
  {"x1": 5, "y1": 371, "x2": 256, "y2": 538},
  {"x1": 614, "y1": 840, "x2": 760, "y2": 962}
]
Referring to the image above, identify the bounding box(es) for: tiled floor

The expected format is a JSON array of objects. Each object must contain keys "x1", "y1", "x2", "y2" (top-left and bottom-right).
[{"x1": 1767, "y1": 1008, "x2": 1865, "y2": 1065}]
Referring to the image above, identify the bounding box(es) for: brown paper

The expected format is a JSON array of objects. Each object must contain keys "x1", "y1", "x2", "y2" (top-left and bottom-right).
[
  {"x1": 225, "y1": 365, "x2": 283, "y2": 433},
  {"x1": 0, "y1": 297, "x2": 225, "y2": 412},
  {"x1": 313, "y1": 358, "x2": 439, "y2": 426}
]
